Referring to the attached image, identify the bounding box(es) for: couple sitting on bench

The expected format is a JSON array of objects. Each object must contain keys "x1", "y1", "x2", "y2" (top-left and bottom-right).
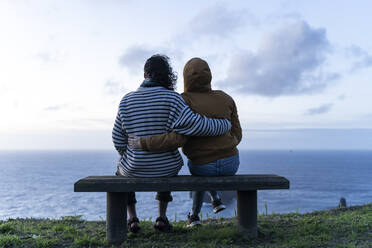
[{"x1": 112, "y1": 54, "x2": 242, "y2": 232}]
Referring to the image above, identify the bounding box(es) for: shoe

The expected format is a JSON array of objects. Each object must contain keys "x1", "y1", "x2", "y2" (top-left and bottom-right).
[
  {"x1": 128, "y1": 216, "x2": 140, "y2": 233},
  {"x1": 187, "y1": 213, "x2": 201, "y2": 227},
  {"x1": 212, "y1": 199, "x2": 226, "y2": 214},
  {"x1": 154, "y1": 216, "x2": 172, "y2": 232}
]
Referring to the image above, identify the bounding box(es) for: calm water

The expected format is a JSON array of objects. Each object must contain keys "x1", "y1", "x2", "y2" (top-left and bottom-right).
[{"x1": 0, "y1": 150, "x2": 371, "y2": 220}]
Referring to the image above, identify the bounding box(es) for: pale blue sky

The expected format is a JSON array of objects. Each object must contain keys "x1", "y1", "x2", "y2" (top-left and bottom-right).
[{"x1": 1, "y1": 0, "x2": 372, "y2": 150}]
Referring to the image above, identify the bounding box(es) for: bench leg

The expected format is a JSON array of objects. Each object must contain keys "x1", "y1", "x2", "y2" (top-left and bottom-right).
[
  {"x1": 106, "y1": 192, "x2": 128, "y2": 245},
  {"x1": 237, "y1": 190, "x2": 257, "y2": 238}
]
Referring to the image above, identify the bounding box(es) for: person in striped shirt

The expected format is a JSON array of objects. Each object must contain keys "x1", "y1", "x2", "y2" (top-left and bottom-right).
[{"x1": 112, "y1": 54, "x2": 231, "y2": 232}]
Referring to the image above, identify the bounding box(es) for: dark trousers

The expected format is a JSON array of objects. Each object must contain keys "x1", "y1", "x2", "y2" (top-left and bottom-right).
[
  {"x1": 115, "y1": 167, "x2": 173, "y2": 205},
  {"x1": 126, "y1": 191, "x2": 173, "y2": 205}
]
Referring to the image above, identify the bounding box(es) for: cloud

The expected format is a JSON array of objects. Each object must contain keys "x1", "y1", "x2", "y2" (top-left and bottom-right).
[
  {"x1": 78, "y1": 118, "x2": 113, "y2": 125},
  {"x1": 218, "y1": 21, "x2": 339, "y2": 97},
  {"x1": 117, "y1": 5, "x2": 256, "y2": 76},
  {"x1": 44, "y1": 105, "x2": 67, "y2": 111},
  {"x1": 185, "y1": 5, "x2": 257, "y2": 38},
  {"x1": 35, "y1": 50, "x2": 67, "y2": 63},
  {"x1": 0, "y1": 85, "x2": 9, "y2": 96},
  {"x1": 337, "y1": 94, "x2": 346, "y2": 101},
  {"x1": 363, "y1": 114, "x2": 372, "y2": 122},
  {"x1": 305, "y1": 103, "x2": 333, "y2": 115},
  {"x1": 346, "y1": 45, "x2": 372, "y2": 72},
  {"x1": 118, "y1": 46, "x2": 156, "y2": 74},
  {"x1": 37, "y1": 52, "x2": 53, "y2": 62},
  {"x1": 118, "y1": 46, "x2": 184, "y2": 75},
  {"x1": 266, "y1": 11, "x2": 303, "y2": 23},
  {"x1": 104, "y1": 80, "x2": 122, "y2": 95},
  {"x1": 239, "y1": 128, "x2": 372, "y2": 150},
  {"x1": 346, "y1": 45, "x2": 366, "y2": 57}
]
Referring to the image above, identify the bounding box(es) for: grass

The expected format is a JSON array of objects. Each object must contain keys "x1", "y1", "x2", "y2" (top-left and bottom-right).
[{"x1": 0, "y1": 203, "x2": 371, "y2": 247}]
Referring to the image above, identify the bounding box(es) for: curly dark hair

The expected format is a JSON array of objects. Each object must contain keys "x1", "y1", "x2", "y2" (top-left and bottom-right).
[{"x1": 144, "y1": 54, "x2": 177, "y2": 90}]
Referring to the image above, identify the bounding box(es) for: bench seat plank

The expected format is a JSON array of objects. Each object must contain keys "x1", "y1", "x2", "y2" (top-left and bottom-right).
[{"x1": 74, "y1": 174, "x2": 289, "y2": 192}]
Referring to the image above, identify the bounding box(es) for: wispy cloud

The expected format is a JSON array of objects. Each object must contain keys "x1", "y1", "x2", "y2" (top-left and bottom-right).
[
  {"x1": 266, "y1": 11, "x2": 303, "y2": 23},
  {"x1": 118, "y1": 46, "x2": 157, "y2": 74},
  {"x1": 184, "y1": 5, "x2": 257, "y2": 39},
  {"x1": 35, "y1": 50, "x2": 67, "y2": 64},
  {"x1": 218, "y1": 21, "x2": 339, "y2": 97},
  {"x1": 118, "y1": 46, "x2": 183, "y2": 76},
  {"x1": 240, "y1": 128, "x2": 372, "y2": 150},
  {"x1": 79, "y1": 118, "x2": 113, "y2": 125},
  {"x1": 117, "y1": 5, "x2": 258, "y2": 76},
  {"x1": 44, "y1": 104, "x2": 67, "y2": 111},
  {"x1": 104, "y1": 80, "x2": 122, "y2": 95},
  {"x1": 57, "y1": 118, "x2": 114, "y2": 129},
  {"x1": 37, "y1": 52, "x2": 53, "y2": 62},
  {"x1": 346, "y1": 45, "x2": 372, "y2": 72},
  {"x1": 337, "y1": 94, "x2": 346, "y2": 101},
  {"x1": 305, "y1": 103, "x2": 333, "y2": 115}
]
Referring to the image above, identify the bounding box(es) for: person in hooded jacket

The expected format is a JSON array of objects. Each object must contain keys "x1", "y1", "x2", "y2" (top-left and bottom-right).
[{"x1": 128, "y1": 57, "x2": 242, "y2": 227}]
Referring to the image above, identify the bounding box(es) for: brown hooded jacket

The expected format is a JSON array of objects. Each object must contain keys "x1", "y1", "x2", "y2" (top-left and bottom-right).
[{"x1": 140, "y1": 57, "x2": 242, "y2": 165}]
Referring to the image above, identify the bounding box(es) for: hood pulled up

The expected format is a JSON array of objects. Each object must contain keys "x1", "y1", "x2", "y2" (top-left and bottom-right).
[{"x1": 183, "y1": 58, "x2": 212, "y2": 93}]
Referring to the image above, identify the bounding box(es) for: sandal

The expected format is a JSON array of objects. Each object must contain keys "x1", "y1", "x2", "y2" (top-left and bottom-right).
[
  {"x1": 154, "y1": 216, "x2": 172, "y2": 232},
  {"x1": 128, "y1": 216, "x2": 140, "y2": 233}
]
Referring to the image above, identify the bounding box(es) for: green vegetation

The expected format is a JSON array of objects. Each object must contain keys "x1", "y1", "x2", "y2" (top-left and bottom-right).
[{"x1": 0, "y1": 203, "x2": 371, "y2": 247}]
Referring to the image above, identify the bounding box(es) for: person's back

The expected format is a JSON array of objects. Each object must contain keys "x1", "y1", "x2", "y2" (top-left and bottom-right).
[
  {"x1": 115, "y1": 76, "x2": 232, "y2": 178},
  {"x1": 181, "y1": 58, "x2": 242, "y2": 226},
  {"x1": 117, "y1": 86, "x2": 186, "y2": 177},
  {"x1": 181, "y1": 87, "x2": 241, "y2": 165}
]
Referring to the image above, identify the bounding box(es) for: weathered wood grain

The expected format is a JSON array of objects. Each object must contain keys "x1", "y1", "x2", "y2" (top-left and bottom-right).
[
  {"x1": 74, "y1": 174, "x2": 289, "y2": 192},
  {"x1": 237, "y1": 190, "x2": 257, "y2": 238},
  {"x1": 106, "y1": 192, "x2": 128, "y2": 244}
]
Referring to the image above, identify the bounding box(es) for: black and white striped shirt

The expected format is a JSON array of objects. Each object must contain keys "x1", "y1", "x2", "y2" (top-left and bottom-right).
[{"x1": 112, "y1": 86, "x2": 231, "y2": 177}]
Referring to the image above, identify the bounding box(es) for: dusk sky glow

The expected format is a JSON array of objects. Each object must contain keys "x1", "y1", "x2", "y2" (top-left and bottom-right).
[{"x1": 1, "y1": 0, "x2": 372, "y2": 150}]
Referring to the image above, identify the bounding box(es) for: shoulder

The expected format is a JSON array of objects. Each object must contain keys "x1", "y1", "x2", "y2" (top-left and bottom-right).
[
  {"x1": 154, "y1": 89, "x2": 184, "y2": 103},
  {"x1": 166, "y1": 89, "x2": 183, "y2": 98},
  {"x1": 123, "y1": 88, "x2": 184, "y2": 104},
  {"x1": 120, "y1": 91, "x2": 136, "y2": 104},
  {"x1": 212, "y1": 90, "x2": 235, "y2": 103},
  {"x1": 180, "y1": 92, "x2": 191, "y2": 105},
  {"x1": 124, "y1": 90, "x2": 136, "y2": 98}
]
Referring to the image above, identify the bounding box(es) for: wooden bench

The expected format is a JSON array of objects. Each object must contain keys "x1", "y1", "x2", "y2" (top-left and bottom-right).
[{"x1": 74, "y1": 174, "x2": 289, "y2": 245}]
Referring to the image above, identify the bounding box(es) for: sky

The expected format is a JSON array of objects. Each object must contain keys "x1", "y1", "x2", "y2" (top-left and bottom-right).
[{"x1": 1, "y1": 0, "x2": 372, "y2": 150}]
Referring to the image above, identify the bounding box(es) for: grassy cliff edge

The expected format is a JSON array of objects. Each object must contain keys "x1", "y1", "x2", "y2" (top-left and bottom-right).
[{"x1": 0, "y1": 203, "x2": 371, "y2": 248}]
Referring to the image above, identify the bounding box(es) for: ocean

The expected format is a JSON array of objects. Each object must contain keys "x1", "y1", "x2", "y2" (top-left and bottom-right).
[{"x1": 0, "y1": 150, "x2": 371, "y2": 221}]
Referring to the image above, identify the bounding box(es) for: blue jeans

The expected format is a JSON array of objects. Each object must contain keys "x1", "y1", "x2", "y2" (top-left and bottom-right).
[{"x1": 188, "y1": 153, "x2": 240, "y2": 215}]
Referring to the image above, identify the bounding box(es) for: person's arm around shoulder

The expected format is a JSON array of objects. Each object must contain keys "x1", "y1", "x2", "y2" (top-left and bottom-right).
[
  {"x1": 137, "y1": 132, "x2": 188, "y2": 152},
  {"x1": 170, "y1": 93, "x2": 231, "y2": 136}
]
